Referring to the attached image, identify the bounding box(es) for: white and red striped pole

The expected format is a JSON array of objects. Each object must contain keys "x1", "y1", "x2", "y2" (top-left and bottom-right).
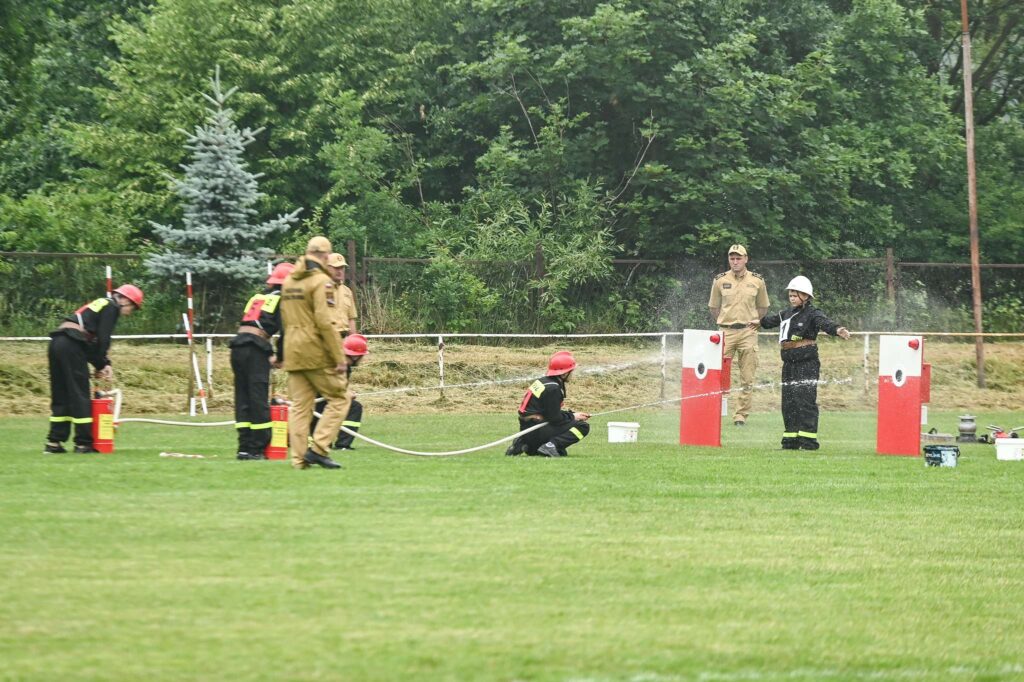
[
  {"x1": 185, "y1": 271, "x2": 195, "y2": 335},
  {"x1": 183, "y1": 272, "x2": 207, "y2": 415},
  {"x1": 181, "y1": 312, "x2": 208, "y2": 416},
  {"x1": 105, "y1": 265, "x2": 112, "y2": 296}
]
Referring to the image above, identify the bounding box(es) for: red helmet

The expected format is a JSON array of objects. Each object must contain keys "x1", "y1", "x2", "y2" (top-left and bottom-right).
[
  {"x1": 266, "y1": 262, "x2": 295, "y2": 285},
  {"x1": 343, "y1": 333, "x2": 369, "y2": 356},
  {"x1": 113, "y1": 284, "x2": 144, "y2": 309},
  {"x1": 546, "y1": 350, "x2": 577, "y2": 376}
]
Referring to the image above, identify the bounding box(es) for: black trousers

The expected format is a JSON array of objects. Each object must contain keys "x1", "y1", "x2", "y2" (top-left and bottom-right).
[
  {"x1": 230, "y1": 340, "x2": 272, "y2": 455},
  {"x1": 47, "y1": 333, "x2": 94, "y2": 446},
  {"x1": 311, "y1": 398, "x2": 362, "y2": 447},
  {"x1": 780, "y1": 346, "x2": 820, "y2": 447},
  {"x1": 334, "y1": 399, "x2": 363, "y2": 448},
  {"x1": 519, "y1": 419, "x2": 590, "y2": 455}
]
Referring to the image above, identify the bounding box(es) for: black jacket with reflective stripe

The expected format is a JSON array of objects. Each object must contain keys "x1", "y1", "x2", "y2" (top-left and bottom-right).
[
  {"x1": 759, "y1": 303, "x2": 841, "y2": 343},
  {"x1": 55, "y1": 296, "x2": 121, "y2": 370},
  {"x1": 235, "y1": 286, "x2": 285, "y2": 358},
  {"x1": 518, "y1": 375, "x2": 574, "y2": 427}
]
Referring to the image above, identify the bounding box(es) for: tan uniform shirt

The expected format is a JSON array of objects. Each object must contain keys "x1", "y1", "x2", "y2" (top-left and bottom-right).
[
  {"x1": 708, "y1": 270, "x2": 769, "y2": 326},
  {"x1": 331, "y1": 284, "x2": 357, "y2": 335},
  {"x1": 279, "y1": 257, "x2": 346, "y2": 371}
]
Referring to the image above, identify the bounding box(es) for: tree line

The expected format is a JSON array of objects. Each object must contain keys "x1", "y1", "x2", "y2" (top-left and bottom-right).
[{"x1": 1, "y1": 0, "x2": 1022, "y2": 333}]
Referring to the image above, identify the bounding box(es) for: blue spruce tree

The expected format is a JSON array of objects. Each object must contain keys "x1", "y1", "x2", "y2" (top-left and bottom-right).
[{"x1": 146, "y1": 67, "x2": 300, "y2": 325}]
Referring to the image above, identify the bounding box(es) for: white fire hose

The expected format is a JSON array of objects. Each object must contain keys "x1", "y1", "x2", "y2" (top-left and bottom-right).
[{"x1": 102, "y1": 375, "x2": 854, "y2": 457}]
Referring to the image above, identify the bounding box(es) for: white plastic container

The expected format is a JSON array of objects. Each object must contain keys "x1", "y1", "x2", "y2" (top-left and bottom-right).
[
  {"x1": 995, "y1": 437, "x2": 1024, "y2": 461},
  {"x1": 607, "y1": 421, "x2": 640, "y2": 443}
]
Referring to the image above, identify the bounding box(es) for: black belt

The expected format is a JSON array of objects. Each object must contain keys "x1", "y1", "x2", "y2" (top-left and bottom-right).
[
  {"x1": 719, "y1": 323, "x2": 747, "y2": 330},
  {"x1": 520, "y1": 414, "x2": 545, "y2": 422}
]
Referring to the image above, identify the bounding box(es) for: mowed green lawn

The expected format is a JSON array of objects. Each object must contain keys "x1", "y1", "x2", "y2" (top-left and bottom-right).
[{"x1": 2, "y1": 410, "x2": 1023, "y2": 681}]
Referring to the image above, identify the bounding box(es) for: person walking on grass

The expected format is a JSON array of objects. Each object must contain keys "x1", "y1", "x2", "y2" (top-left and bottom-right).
[
  {"x1": 229, "y1": 262, "x2": 293, "y2": 461},
  {"x1": 44, "y1": 285, "x2": 144, "y2": 454},
  {"x1": 506, "y1": 350, "x2": 590, "y2": 457},
  {"x1": 750, "y1": 276, "x2": 851, "y2": 451},
  {"x1": 279, "y1": 236, "x2": 350, "y2": 470},
  {"x1": 708, "y1": 244, "x2": 770, "y2": 427}
]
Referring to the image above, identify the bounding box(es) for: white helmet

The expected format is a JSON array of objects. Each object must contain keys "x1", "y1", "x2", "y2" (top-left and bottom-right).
[{"x1": 786, "y1": 276, "x2": 814, "y2": 298}]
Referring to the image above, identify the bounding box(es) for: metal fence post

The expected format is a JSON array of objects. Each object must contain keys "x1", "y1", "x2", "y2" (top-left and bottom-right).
[
  {"x1": 438, "y1": 335, "x2": 445, "y2": 400},
  {"x1": 863, "y1": 333, "x2": 871, "y2": 398},
  {"x1": 206, "y1": 337, "x2": 214, "y2": 399},
  {"x1": 660, "y1": 333, "x2": 667, "y2": 399}
]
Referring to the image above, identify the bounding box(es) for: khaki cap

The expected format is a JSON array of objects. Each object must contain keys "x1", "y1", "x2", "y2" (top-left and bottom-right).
[
  {"x1": 728, "y1": 244, "x2": 748, "y2": 256},
  {"x1": 326, "y1": 252, "x2": 348, "y2": 267},
  {"x1": 306, "y1": 236, "x2": 332, "y2": 254}
]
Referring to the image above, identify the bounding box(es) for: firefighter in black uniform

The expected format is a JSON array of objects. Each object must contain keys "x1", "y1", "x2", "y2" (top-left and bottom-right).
[
  {"x1": 229, "y1": 262, "x2": 293, "y2": 460},
  {"x1": 752, "y1": 276, "x2": 851, "y2": 450},
  {"x1": 506, "y1": 350, "x2": 591, "y2": 457},
  {"x1": 44, "y1": 284, "x2": 144, "y2": 454}
]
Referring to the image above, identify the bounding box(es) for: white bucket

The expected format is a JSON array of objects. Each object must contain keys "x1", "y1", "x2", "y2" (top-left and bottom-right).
[
  {"x1": 995, "y1": 437, "x2": 1024, "y2": 461},
  {"x1": 607, "y1": 421, "x2": 640, "y2": 443}
]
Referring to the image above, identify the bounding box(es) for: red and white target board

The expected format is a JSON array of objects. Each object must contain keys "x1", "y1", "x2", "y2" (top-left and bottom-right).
[
  {"x1": 680, "y1": 329, "x2": 724, "y2": 447},
  {"x1": 877, "y1": 335, "x2": 926, "y2": 456}
]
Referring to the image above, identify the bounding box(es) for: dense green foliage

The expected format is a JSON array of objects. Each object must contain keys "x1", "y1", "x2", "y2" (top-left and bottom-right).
[
  {"x1": 1, "y1": 0, "x2": 1022, "y2": 332},
  {"x1": 145, "y1": 68, "x2": 301, "y2": 325},
  {"x1": 2, "y1": 410, "x2": 1023, "y2": 679}
]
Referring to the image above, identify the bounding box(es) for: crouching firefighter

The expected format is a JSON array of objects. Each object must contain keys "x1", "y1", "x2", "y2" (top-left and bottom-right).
[
  {"x1": 332, "y1": 333, "x2": 369, "y2": 450},
  {"x1": 229, "y1": 262, "x2": 293, "y2": 460},
  {"x1": 44, "y1": 284, "x2": 144, "y2": 454},
  {"x1": 309, "y1": 333, "x2": 370, "y2": 450},
  {"x1": 506, "y1": 351, "x2": 591, "y2": 457}
]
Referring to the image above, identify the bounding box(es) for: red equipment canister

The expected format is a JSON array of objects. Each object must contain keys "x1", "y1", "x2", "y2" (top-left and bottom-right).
[
  {"x1": 265, "y1": 402, "x2": 289, "y2": 460},
  {"x1": 91, "y1": 395, "x2": 115, "y2": 453}
]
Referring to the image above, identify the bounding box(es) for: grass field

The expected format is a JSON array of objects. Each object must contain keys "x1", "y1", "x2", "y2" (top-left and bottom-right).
[{"x1": 2, "y1": 409, "x2": 1023, "y2": 681}]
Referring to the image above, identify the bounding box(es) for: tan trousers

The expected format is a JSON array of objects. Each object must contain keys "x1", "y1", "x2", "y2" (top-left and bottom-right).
[
  {"x1": 287, "y1": 367, "x2": 350, "y2": 469},
  {"x1": 723, "y1": 327, "x2": 758, "y2": 422}
]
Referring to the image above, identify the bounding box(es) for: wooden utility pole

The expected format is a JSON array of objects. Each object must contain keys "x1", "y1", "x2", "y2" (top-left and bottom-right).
[{"x1": 961, "y1": 0, "x2": 986, "y2": 388}]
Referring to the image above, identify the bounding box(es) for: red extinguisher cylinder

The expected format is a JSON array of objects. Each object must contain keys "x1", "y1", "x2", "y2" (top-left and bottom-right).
[
  {"x1": 265, "y1": 403, "x2": 289, "y2": 460},
  {"x1": 91, "y1": 396, "x2": 115, "y2": 453}
]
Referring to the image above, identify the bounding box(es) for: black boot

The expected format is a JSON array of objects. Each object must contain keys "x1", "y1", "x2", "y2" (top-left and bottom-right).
[{"x1": 303, "y1": 449, "x2": 342, "y2": 469}]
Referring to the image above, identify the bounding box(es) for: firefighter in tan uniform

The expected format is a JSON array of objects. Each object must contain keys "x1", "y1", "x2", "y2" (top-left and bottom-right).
[
  {"x1": 307, "y1": 252, "x2": 360, "y2": 440},
  {"x1": 708, "y1": 244, "x2": 769, "y2": 426},
  {"x1": 326, "y1": 252, "x2": 358, "y2": 337},
  {"x1": 280, "y1": 236, "x2": 351, "y2": 469}
]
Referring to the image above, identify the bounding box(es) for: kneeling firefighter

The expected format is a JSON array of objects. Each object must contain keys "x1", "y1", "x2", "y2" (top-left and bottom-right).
[
  {"x1": 229, "y1": 262, "x2": 293, "y2": 460},
  {"x1": 308, "y1": 333, "x2": 369, "y2": 450},
  {"x1": 506, "y1": 351, "x2": 591, "y2": 457}
]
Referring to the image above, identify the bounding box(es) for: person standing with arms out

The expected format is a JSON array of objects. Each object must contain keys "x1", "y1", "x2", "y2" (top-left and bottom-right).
[
  {"x1": 506, "y1": 351, "x2": 590, "y2": 457},
  {"x1": 44, "y1": 284, "x2": 144, "y2": 454},
  {"x1": 229, "y1": 262, "x2": 293, "y2": 461},
  {"x1": 708, "y1": 244, "x2": 769, "y2": 426},
  {"x1": 751, "y1": 276, "x2": 851, "y2": 450},
  {"x1": 279, "y1": 236, "x2": 350, "y2": 470}
]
